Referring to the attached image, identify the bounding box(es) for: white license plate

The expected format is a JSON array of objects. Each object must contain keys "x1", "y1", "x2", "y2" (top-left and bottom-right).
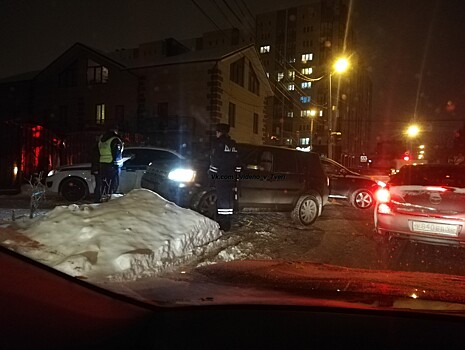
[{"x1": 411, "y1": 221, "x2": 459, "y2": 236}]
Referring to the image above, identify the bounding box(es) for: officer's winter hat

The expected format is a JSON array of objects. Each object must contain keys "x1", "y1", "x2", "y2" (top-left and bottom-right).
[{"x1": 216, "y1": 123, "x2": 230, "y2": 134}]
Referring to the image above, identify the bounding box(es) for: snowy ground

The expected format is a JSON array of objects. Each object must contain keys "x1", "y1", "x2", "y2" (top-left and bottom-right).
[{"x1": 0, "y1": 189, "x2": 223, "y2": 281}]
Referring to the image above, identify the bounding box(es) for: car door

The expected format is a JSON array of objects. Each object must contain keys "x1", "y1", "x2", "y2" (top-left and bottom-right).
[
  {"x1": 321, "y1": 159, "x2": 348, "y2": 198},
  {"x1": 238, "y1": 148, "x2": 301, "y2": 210}
]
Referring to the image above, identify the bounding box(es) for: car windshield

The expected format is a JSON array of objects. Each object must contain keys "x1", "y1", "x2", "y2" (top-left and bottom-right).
[{"x1": 3, "y1": 0, "x2": 465, "y2": 330}]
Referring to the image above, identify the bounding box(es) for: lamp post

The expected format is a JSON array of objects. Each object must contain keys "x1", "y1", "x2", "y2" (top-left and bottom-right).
[
  {"x1": 309, "y1": 109, "x2": 317, "y2": 150},
  {"x1": 328, "y1": 58, "x2": 349, "y2": 159},
  {"x1": 405, "y1": 123, "x2": 421, "y2": 157}
]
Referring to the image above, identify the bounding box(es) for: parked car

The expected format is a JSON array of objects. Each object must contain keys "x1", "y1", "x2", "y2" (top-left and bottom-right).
[
  {"x1": 46, "y1": 146, "x2": 184, "y2": 201},
  {"x1": 374, "y1": 164, "x2": 465, "y2": 247},
  {"x1": 320, "y1": 157, "x2": 385, "y2": 209},
  {"x1": 141, "y1": 143, "x2": 329, "y2": 226}
]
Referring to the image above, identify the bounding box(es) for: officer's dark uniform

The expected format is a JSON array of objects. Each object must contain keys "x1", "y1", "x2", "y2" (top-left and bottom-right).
[
  {"x1": 209, "y1": 123, "x2": 241, "y2": 231},
  {"x1": 98, "y1": 129, "x2": 124, "y2": 199}
]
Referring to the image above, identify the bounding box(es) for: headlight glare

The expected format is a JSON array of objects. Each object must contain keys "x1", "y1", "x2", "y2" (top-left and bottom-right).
[{"x1": 168, "y1": 168, "x2": 196, "y2": 182}]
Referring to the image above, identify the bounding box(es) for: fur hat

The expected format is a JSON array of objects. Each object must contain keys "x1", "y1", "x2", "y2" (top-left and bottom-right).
[{"x1": 216, "y1": 123, "x2": 230, "y2": 134}]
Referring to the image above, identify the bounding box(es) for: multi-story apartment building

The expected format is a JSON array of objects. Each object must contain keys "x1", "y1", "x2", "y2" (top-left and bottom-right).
[{"x1": 255, "y1": 0, "x2": 372, "y2": 163}]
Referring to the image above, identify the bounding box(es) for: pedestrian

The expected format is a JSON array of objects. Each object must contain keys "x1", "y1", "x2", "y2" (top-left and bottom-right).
[
  {"x1": 98, "y1": 127, "x2": 124, "y2": 200},
  {"x1": 208, "y1": 123, "x2": 241, "y2": 231},
  {"x1": 91, "y1": 134, "x2": 102, "y2": 203}
]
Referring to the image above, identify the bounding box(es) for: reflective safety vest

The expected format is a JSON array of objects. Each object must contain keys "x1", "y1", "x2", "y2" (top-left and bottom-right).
[{"x1": 99, "y1": 137, "x2": 118, "y2": 163}]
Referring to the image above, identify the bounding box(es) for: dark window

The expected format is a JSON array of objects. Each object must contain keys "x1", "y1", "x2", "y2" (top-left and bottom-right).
[
  {"x1": 253, "y1": 113, "x2": 259, "y2": 134},
  {"x1": 87, "y1": 59, "x2": 109, "y2": 85},
  {"x1": 122, "y1": 149, "x2": 180, "y2": 167},
  {"x1": 230, "y1": 57, "x2": 244, "y2": 86},
  {"x1": 58, "y1": 61, "x2": 77, "y2": 87},
  {"x1": 228, "y1": 102, "x2": 236, "y2": 127},
  {"x1": 115, "y1": 105, "x2": 125, "y2": 126},
  {"x1": 391, "y1": 166, "x2": 465, "y2": 187},
  {"x1": 273, "y1": 150, "x2": 297, "y2": 173},
  {"x1": 248, "y1": 63, "x2": 260, "y2": 95},
  {"x1": 157, "y1": 102, "x2": 168, "y2": 116}
]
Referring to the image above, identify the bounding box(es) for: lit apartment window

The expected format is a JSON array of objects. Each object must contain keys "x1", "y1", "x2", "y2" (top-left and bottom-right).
[
  {"x1": 96, "y1": 104, "x2": 105, "y2": 124},
  {"x1": 302, "y1": 53, "x2": 313, "y2": 62},
  {"x1": 300, "y1": 138, "x2": 310, "y2": 145},
  {"x1": 320, "y1": 110, "x2": 323, "y2": 117},
  {"x1": 301, "y1": 82, "x2": 312, "y2": 89},
  {"x1": 287, "y1": 112, "x2": 294, "y2": 118},
  {"x1": 277, "y1": 72, "x2": 284, "y2": 81},
  {"x1": 260, "y1": 45, "x2": 270, "y2": 53},
  {"x1": 289, "y1": 58, "x2": 296, "y2": 63},
  {"x1": 288, "y1": 70, "x2": 295, "y2": 80},
  {"x1": 87, "y1": 59, "x2": 108, "y2": 85},
  {"x1": 301, "y1": 110, "x2": 311, "y2": 117},
  {"x1": 300, "y1": 96, "x2": 311, "y2": 103},
  {"x1": 288, "y1": 84, "x2": 295, "y2": 91},
  {"x1": 301, "y1": 68, "x2": 313, "y2": 75}
]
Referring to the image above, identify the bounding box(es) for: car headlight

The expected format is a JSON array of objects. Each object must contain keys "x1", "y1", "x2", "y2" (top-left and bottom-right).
[
  {"x1": 376, "y1": 180, "x2": 386, "y2": 188},
  {"x1": 47, "y1": 169, "x2": 58, "y2": 177},
  {"x1": 168, "y1": 168, "x2": 196, "y2": 182}
]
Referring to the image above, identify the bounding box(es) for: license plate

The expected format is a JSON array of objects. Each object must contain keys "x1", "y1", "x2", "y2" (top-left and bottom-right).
[{"x1": 411, "y1": 221, "x2": 459, "y2": 236}]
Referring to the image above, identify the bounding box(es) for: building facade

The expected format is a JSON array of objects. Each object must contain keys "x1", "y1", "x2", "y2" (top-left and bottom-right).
[{"x1": 255, "y1": 0, "x2": 372, "y2": 163}]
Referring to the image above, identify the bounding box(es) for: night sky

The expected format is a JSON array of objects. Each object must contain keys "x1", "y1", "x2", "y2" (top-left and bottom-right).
[{"x1": 1, "y1": 0, "x2": 464, "y2": 141}]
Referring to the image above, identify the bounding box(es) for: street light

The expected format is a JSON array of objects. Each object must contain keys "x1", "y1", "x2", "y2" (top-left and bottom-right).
[
  {"x1": 309, "y1": 109, "x2": 317, "y2": 150},
  {"x1": 328, "y1": 57, "x2": 349, "y2": 159},
  {"x1": 405, "y1": 123, "x2": 421, "y2": 157}
]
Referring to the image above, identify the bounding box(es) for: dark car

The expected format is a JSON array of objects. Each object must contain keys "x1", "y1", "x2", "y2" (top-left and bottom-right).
[
  {"x1": 374, "y1": 164, "x2": 465, "y2": 247},
  {"x1": 320, "y1": 157, "x2": 385, "y2": 209},
  {"x1": 141, "y1": 143, "x2": 329, "y2": 226}
]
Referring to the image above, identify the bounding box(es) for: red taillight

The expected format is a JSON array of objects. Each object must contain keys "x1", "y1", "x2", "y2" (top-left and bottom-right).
[{"x1": 376, "y1": 188, "x2": 391, "y2": 203}]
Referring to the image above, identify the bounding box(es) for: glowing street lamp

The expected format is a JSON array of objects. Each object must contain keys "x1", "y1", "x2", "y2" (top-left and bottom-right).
[{"x1": 406, "y1": 124, "x2": 420, "y2": 138}]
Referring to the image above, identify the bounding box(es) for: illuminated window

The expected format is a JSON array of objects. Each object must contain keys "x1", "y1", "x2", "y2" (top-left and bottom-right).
[
  {"x1": 288, "y1": 84, "x2": 295, "y2": 91},
  {"x1": 87, "y1": 59, "x2": 108, "y2": 85},
  {"x1": 301, "y1": 53, "x2": 313, "y2": 62},
  {"x1": 277, "y1": 72, "x2": 284, "y2": 81},
  {"x1": 260, "y1": 45, "x2": 270, "y2": 53},
  {"x1": 96, "y1": 104, "x2": 105, "y2": 124},
  {"x1": 301, "y1": 68, "x2": 313, "y2": 75},
  {"x1": 301, "y1": 110, "x2": 311, "y2": 117},
  {"x1": 287, "y1": 112, "x2": 294, "y2": 118},
  {"x1": 289, "y1": 58, "x2": 296, "y2": 63},
  {"x1": 301, "y1": 82, "x2": 312, "y2": 89},
  {"x1": 288, "y1": 70, "x2": 295, "y2": 80},
  {"x1": 300, "y1": 138, "x2": 310, "y2": 145},
  {"x1": 300, "y1": 96, "x2": 311, "y2": 103}
]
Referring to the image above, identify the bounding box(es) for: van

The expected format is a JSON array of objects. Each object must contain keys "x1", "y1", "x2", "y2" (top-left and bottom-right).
[{"x1": 141, "y1": 144, "x2": 329, "y2": 226}]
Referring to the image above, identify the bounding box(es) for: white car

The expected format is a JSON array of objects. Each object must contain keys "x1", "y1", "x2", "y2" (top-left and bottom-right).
[{"x1": 46, "y1": 146, "x2": 184, "y2": 202}]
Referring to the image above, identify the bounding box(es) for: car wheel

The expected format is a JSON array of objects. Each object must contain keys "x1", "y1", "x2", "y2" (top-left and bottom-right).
[
  {"x1": 61, "y1": 177, "x2": 88, "y2": 202},
  {"x1": 351, "y1": 189, "x2": 374, "y2": 209},
  {"x1": 197, "y1": 190, "x2": 217, "y2": 219},
  {"x1": 291, "y1": 195, "x2": 319, "y2": 226}
]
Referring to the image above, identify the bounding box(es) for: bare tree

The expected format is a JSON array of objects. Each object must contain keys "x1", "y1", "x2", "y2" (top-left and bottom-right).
[{"x1": 28, "y1": 172, "x2": 46, "y2": 218}]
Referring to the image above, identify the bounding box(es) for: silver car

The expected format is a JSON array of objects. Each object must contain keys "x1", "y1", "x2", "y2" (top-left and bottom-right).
[
  {"x1": 374, "y1": 164, "x2": 465, "y2": 247},
  {"x1": 46, "y1": 146, "x2": 184, "y2": 201}
]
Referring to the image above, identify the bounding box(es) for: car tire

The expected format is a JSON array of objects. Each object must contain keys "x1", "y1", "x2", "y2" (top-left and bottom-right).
[
  {"x1": 291, "y1": 195, "x2": 319, "y2": 226},
  {"x1": 196, "y1": 190, "x2": 217, "y2": 220},
  {"x1": 350, "y1": 189, "x2": 374, "y2": 209},
  {"x1": 61, "y1": 177, "x2": 89, "y2": 202}
]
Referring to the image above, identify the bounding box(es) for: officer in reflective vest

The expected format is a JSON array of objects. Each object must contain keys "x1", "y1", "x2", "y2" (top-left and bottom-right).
[
  {"x1": 208, "y1": 123, "x2": 241, "y2": 231},
  {"x1": 98, "y1": 128, "x2": 123, "y2": 200}
]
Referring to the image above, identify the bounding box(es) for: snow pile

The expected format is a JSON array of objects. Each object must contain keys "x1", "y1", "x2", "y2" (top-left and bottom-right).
[{"x1": 2, "y1": 189, "x2": 221, "y2": 281}]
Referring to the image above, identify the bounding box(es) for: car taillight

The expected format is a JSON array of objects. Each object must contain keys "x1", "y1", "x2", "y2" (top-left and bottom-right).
[
  {"x1": 378, "y1": 203, "x2": 392, "y2": 214},
  {"x1": 376, "y1": 188, "x2": 390, "y2": 203}
]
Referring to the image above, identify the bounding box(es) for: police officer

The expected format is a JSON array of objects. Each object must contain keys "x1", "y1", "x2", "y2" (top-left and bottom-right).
[
  {"x1": 208, "y1": 123, "x2": 241, "y2": 231},
  {"x1": 98, "y1": 127, "x2": 124, "y2": 200}
]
